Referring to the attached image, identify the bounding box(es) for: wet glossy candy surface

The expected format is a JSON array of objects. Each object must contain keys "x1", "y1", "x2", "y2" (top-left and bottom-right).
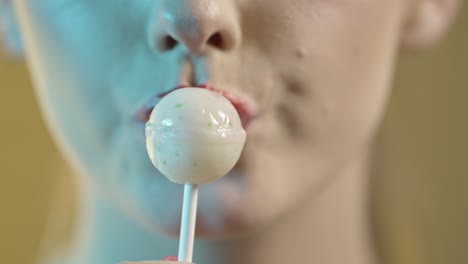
[{"x1": 146, "y1": 88, "x2": 246, "y2": 184}]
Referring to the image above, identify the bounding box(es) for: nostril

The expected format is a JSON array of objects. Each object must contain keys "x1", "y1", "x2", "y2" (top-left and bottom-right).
[
  {"x1": 159, "y1": 35, "x2": 178, "y2": 51},
  {"x1": 207, "y1": 32, "x2": 224, "y2": 49}
]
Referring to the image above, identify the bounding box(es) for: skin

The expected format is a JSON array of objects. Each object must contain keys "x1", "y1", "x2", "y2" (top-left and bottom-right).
[{"x1": 0, "y1": 0, "x2": 460, "y2": 263}]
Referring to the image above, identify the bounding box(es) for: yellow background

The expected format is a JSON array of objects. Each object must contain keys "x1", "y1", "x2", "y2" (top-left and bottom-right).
[{"x1": 1, "y1": 4, "x2": 467, "y2": 264}]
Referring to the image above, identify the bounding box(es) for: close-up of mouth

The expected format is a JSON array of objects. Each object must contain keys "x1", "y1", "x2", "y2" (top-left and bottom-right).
[
  {"x1": 3, "y1": 1, "x2": 467, "y2": 264},
  {"x1": 134, "y1": 85, "x2": 259, "y2": 129}
]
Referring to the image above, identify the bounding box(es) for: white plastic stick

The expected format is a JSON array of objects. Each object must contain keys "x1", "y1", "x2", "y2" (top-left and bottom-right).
[{"x1": 178, "y1": 184, "x2": 199, "y2": 262}]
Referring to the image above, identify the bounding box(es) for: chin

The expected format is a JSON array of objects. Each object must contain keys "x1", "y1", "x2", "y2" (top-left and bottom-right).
[
  {"x1": 131, "y1": 169, "x2": 261, "y2": 240},
  {"x1": 155, "y1": 214, "x2": 259, "y2": 241}
]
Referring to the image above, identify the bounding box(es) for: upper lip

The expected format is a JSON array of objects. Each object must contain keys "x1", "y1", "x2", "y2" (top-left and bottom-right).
[{"x1": 134, "y1": 84, "x2": 259, "y2": 129}]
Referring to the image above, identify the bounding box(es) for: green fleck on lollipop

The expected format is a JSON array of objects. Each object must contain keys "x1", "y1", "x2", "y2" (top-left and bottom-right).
[
  {"x1": 162, "y1": 161, "x2": 167, "y2": 165},
  {"x1": 175, "y1": 103, "x2": 184, "y2": 108}
]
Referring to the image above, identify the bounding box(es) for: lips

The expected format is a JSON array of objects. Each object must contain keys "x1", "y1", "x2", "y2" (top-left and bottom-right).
[{"x1": 135, "y1": 85, "x2": 258, "y2": 128}]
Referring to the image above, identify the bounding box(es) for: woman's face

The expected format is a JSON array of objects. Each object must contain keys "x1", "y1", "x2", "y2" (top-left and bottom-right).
[{"x1": 13, "y1": 0, "x2": 406, "y2": 236}]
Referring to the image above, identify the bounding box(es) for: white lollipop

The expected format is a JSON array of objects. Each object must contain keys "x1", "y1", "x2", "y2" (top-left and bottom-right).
[
  {"x1": 146, "y1": 88, "x2": 246, "y2": 184},
  {"x1": 145, "y1": 88, "x2": 246, "y2": 263}
]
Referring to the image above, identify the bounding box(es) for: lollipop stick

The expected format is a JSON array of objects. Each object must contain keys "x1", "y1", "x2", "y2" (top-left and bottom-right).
[{"x1": 178, "y1": 184, "x2": 199, "y2": 262}]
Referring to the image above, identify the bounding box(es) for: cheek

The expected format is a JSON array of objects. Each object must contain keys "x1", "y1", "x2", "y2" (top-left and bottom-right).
[
  {"x1": 268, "y1": 0, "x2": 404, "y2": 149},
  {"x1": 13, "y1": 3, "x2": 121, "y2": 179},
  {"x1": 313, "y1": 2, "x2": 404, "y2": 146},
  {"x1": 236, "y1": 3, "x2": 406, "y2": 223}
]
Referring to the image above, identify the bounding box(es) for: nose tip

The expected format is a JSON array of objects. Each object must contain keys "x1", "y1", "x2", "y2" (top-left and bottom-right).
[{"x1": 152, "y1": 0, "x2": 239, "y2": 54}]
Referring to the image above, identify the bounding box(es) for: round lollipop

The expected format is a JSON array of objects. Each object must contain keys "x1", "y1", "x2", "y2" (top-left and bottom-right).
[{"x1": 145, "y1": 88, "x2": 246, "y2": 262}]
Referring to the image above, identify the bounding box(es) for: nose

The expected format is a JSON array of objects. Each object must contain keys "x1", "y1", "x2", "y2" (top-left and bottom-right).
[{"x1": 151, "y1": 0, "x2": 240, "y2": 54}]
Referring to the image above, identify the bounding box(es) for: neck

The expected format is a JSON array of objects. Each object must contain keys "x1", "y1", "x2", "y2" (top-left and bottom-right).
[
  {"x1": 215, "y1": 150, "x2": 379, "y2": 264},
  {"x1": 46, "y1": 151, "x2": 377, "y2": 264}
]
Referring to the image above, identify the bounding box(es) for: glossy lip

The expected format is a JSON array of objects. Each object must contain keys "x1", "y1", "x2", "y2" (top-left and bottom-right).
[{"x1": 134, "y1": 84, "x2": 259, "y2": 129}]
